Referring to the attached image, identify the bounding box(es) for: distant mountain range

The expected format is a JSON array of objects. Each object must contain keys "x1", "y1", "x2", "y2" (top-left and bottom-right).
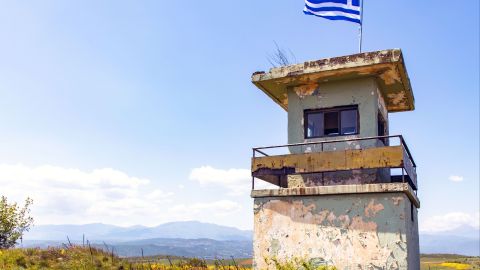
[
  {"x1": 420, "y1": 225, "x2": 479, "y2": 256},
  {"x1": 22, "y1": 221, "x2": 254, "y2": 258},
  {"x1": 24, "y1": 221, "x2": 252, "y2": 242},
  {"x1": 22, "y1": 221, "x2": 479, "y2": 258}
]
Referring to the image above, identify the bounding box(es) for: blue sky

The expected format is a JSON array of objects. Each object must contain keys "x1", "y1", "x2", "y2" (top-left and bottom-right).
[{"x1": 0, "y1": 1, "x2": 478, "y2": 231}]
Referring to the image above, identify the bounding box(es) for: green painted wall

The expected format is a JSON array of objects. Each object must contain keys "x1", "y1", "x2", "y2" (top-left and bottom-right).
[
  {"x1": 287, "y1": 77, "x2": 388, "y2": 147},
  {"x1": 286, "y1": 77, "x2": 391, "y2": 185}
]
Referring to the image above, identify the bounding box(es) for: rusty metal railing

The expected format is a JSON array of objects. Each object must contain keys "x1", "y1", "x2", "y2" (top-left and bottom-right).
[{"x1": 251, "y1": 135, "x2": 417, "y2": 191}]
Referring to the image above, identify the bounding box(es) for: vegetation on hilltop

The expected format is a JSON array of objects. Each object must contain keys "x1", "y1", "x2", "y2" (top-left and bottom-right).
[
  {"x1": 0, "y1": 245, "x2": 339, "y2": 270},
  {"x1": 1, "y1": 245, "x2": 479, "y2": 269},
  {"x1": 0, "y1": 245, "x2": 253, "y2": 270},
  {"x1": 0, "y1": 196, "x2": 34, "y2": 249}
]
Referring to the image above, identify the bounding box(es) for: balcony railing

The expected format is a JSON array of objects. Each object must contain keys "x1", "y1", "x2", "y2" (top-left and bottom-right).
[{"x1": 251, "y1": 135, "x2": 417, "y2": 191}]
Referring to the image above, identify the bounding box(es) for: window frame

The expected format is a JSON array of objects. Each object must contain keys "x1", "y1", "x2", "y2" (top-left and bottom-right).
[{"x1": 304, "y1": 105, "x2": 360, "y2": 139}]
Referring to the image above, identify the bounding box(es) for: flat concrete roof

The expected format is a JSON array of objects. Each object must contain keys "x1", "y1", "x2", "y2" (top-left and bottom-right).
[
  {"x1": 251, "y1": 49, "x2": 415, "y2": 113},
  {"x1": 251, "y1": 183, "x2": 420, "y2": 208}
]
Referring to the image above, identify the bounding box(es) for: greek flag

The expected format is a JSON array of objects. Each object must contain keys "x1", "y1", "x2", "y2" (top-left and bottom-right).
[{"x1": 304, "y1": 0, "x2": 362, "y2": 24}]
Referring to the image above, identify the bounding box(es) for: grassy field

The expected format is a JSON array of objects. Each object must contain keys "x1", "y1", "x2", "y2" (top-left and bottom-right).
[
  {"x1": 0, "y1": 246, "x2": 478, "y2": 269},
  {"x1": 0, "y1": 246, "x2": 253, "y2": 270},
  {"x1": 421, "y1": 254, "x2": 480, "y2": 270}
]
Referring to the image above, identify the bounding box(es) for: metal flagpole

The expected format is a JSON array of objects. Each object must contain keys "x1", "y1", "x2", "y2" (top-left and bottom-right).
[{"x1": 358, "y1": 0, "x2": 364, "y2": 53}]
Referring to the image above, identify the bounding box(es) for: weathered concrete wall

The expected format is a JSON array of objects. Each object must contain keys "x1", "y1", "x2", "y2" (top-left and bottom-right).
[
  {"x1": 253, "y1": 192, "x2": 420, "y2": 269},
  {"x1": 406, "y1": 199, "x2": 420, "y2": 268},
  {"x1": 286, "y1": 77, "x2": 391, "y2": 186},
  {"x1": 287, "y1": 77, "x2": 382, "y2": 145}
]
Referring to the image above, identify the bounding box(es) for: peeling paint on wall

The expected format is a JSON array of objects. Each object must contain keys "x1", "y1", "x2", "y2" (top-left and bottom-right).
[
  {"x1": 253, "y1": 193, "x2": 419, "y2": 269},
  {"x1": 387, "y1": 91, "x2": 407, "y2": 106},
  {"x1": 293, "y1": 84, "x2": 319, "y2": 98}
]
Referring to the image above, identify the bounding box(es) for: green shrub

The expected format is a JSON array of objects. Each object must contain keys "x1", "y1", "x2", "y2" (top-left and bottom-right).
[{"x1": 0, "y1": 196, "x2": 34, "y2": 249}]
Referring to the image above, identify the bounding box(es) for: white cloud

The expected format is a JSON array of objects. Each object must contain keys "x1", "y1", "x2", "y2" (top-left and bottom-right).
[
  {"x1": 189, "y1": 166, "x2": 251, "y2": 196},
  {"x1": 0, "y1": 164, "x2": 174, "y2": 226},
  {"x1": 0, "y1": 164, "x2": 251, "y2": 229},
  {"x1": 189, "y1": 166, "x2": 281, "y2": 195},
  {"x1": 420, "y1": 212, "x2": 480, "y2": 233},
  {"x1": 449, "y1": 175, "x2": 464, "y2": 182},
  {"x1": 169, "y1": 200, "x2": 241, "y2": 218}
]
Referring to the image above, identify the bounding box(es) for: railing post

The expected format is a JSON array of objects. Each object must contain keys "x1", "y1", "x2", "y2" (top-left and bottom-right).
[
  {"x1": 321, "y1": 142, "x2": 324, "y2": 183},
  {"x1": 252, "y1": 149, "x2": 255, "y2": 190}
]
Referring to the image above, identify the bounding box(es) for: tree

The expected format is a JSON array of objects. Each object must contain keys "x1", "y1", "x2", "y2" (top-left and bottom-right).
[{"x1": 0, "y1": 196, "x2": 34, "y2": 249}]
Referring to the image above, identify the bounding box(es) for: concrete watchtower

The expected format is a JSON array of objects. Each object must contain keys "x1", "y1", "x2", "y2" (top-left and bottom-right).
[{"x1": 250, "y1": 49, "x2": 420, "y2": 269}]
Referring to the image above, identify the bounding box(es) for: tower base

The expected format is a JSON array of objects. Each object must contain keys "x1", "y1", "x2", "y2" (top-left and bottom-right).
[{"x1": 251, "y1": 183, "x2": 420, "y2": 270}]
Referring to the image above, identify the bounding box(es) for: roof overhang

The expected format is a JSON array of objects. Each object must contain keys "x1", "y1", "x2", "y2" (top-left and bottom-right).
[{"x1": 251, "y1": 49, "x2": 415, "y2": 112}]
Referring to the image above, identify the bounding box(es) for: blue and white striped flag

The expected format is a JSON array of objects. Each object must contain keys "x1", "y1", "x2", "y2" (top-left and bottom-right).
[{"x1": 304, "y1": 0, "x2": 362, "y2": 24}]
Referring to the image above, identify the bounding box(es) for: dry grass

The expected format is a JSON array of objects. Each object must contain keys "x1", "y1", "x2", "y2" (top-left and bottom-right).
[
  {"x1": 420, "y1": 254, "x2": 480, "y2": 270},
  {"x1": 1, "y1": 246, "x2": 479, "y2": 270},
  {"x1": 0, "y1": 246, "x2": 251, "y2": 270}
]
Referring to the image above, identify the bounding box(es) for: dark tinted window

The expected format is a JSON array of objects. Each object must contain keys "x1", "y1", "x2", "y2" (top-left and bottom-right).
[
  {"x1": 324, "y1": 112, "x2": 339, "y2": 135},
  {"x1": 341, "y1": 110, "x2": 358, "y2": 134},
  {"x1": 304, "y1": 106, "x2": 358, "y2": 138}
]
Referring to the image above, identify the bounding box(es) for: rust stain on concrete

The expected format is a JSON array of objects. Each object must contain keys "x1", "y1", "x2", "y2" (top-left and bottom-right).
[
  {"x1": 365, "y1": 199, "x2": 385, "y2": 217},
  {"x1": 293, "y1": 84, "x2": 319, "y2": 98},
  {"x1": 391, "y1": 196, "x2": 404, "y2": 206},
  {"x1": 252, "y1": 146, "x2": 404, "y2": 185},
  {"x1": 251, "y1": 49, "x2": 415, "y2": 112}
]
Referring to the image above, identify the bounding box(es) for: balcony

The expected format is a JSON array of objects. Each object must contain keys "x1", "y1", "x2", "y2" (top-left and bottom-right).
[{"x1": 251, "y1": 135, "x2": 417, "y2": 191}]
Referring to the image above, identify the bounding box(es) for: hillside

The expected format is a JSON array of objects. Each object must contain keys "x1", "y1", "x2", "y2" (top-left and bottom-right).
[
  {"x1": 0, "y1": 246, "x2": 251, "y2": 269},
  {"x1": 1, "y1": 247, "x2": 479, "y2": 270},
  {"x1": 23, "y1": 221, "x2": 254, "y2": 258},
  {"x1": 23, "y1": 221, "x2": 479, "y2": 258},
  {"x1": 92, "y1": 238, "x2": 252, "y2": 258}
]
